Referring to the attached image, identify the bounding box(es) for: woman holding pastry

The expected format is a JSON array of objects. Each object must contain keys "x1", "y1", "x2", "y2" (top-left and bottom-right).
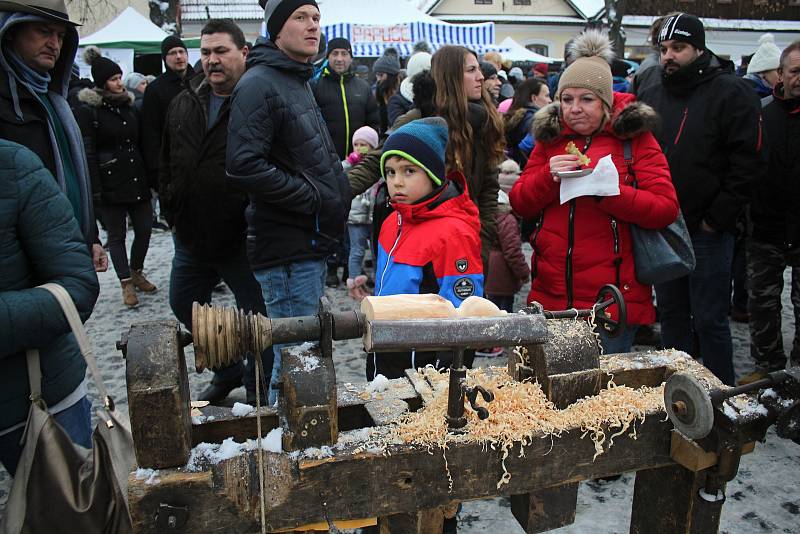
[{"x1": 509, "y1": 30, "x2": 679, "y2": 354}]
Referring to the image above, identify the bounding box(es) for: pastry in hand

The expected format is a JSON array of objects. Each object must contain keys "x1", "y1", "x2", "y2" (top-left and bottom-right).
[{"x1": 565, "y1": 141, "x2": 591, "y2": 167}]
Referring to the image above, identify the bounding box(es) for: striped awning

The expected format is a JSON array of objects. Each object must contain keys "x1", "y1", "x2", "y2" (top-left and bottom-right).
[{"x1": 323, "y1": 21, "x2": 505, "y2": 57}]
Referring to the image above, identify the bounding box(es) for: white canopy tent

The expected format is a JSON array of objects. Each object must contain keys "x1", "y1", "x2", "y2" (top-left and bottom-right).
[
  {"x1": 78, "y1": 8, "x2": 200, "y2": 80},
  {"x1": 497, "y1": 37, "x2": 556, "y2": 64}
]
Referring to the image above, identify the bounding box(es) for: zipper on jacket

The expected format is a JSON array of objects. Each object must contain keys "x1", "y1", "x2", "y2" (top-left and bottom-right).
[
  {"x1": 340, "y1": 76, "x2": 350, "y2": 156},
  {"x1": 757, "y1": 113, "x2": 763, "y2": 152},
  {"x1": 611, "y1": 217, "x2": 622, "y2": 288},
  {"x1": 377, "y1": 213, "x2": 403, "y2": 296},
  {"x1": 565, "y1": 200, "x2": 576, "y2": 308},
  {"x1": 530, "y1": 214, "x2": 544, "y2": 280},
  {"x1": 673, "y1": 107, "x2": 688, "y2": 146}
]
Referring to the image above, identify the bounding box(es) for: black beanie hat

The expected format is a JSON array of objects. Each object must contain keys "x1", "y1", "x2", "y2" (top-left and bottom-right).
[
  {"x1": 82, "y1": 46, "x2": 122, "y2": 88},
  {"x1": 479, "y1": 61, "x2": 497, "y2": 79},
  {"x1": 262, "y1": 0, "x2": 319, "y2": 41},
  {"x1": 327, "y1": 37, "x2": 352, "y2": 57},
  {"x1": 161, "y1": 35, "x2": 187, "y2": 59},
  {"x1": 657, "y1": 13, "x2": 705, "y2": 50}
]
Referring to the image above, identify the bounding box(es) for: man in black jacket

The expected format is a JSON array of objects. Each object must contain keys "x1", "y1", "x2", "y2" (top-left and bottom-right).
[
  {"x1": 161, "y1": 20, "x2": 269, "y2": 404},
  {"x1": 636, "y1": 13, "x2": 763, "y2": 386},
  {"x1": 312, "y1": 37, "x2": 378, "y2": 287},
  {"x1": 743, "y1": 41, "x2": 800, "y2": 383},
  {"x1": 141, "y1": 35, "x2": 193, "y2": 229},
  {"x1": 226, "y1": 0, "x2": 349, "y2": 402}
]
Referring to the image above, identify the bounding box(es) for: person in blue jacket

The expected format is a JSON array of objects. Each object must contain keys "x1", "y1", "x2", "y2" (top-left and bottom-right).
[
  {"x1": 0, "y1": 139, "x2": 99, "y2": 476},
  {"x1": 350, "y1": 117, "x2": 484, "y2": 380}
]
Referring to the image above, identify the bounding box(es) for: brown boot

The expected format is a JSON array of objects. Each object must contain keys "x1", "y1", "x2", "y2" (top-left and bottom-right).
[
  {"x1": 121, "y1": 279, "x2": 139, "y2": 308},
  {"x1": 131, "y1": 269, "x2": 157, "y2": 292}
]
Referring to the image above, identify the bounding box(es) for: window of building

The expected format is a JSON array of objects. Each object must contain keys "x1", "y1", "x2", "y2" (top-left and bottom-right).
[
  {"x1": 513, "y1": 0, "x2": 532, "y2": 4},
  {"x1": 474, "y1": 0, "x2": 493, "y2": 4},
  {"x1": 526, "y1": 43, "x2": 549, "y2": 56}
]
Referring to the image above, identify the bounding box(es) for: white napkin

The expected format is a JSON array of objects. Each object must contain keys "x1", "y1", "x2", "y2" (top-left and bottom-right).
[{"x1": 559, "y1": 154, "x2": 620, "y2": 204}]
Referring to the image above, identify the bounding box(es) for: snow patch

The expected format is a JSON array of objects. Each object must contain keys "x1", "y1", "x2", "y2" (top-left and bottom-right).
[
  {"x1": 368, "y1": 374, "x2": 390, "y2": 393},
  {"x1": 761, "y1": 388, "x2": 778, "y2": 399},
  {"x1": 135, "y1": 468, "x2": 160, "y2": 485},
  {"x1": 232, "y1": 402, "x2": 255, "y2": 417},
  {"x1": 192, "y1": 415, "x2": 206, "y2": 424},
  {"x1": 186, "y1": 430, "x2": 283, "y2": 471}
]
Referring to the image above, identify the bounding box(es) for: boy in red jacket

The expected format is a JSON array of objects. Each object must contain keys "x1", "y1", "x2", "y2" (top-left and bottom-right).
[{"x1": 349, "y1": 117, "x2": 484, "y2": 380}]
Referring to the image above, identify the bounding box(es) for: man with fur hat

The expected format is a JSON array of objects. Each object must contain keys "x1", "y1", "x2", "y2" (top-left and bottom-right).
[
  {"x1": 635, "y1": 13, "x2": 763, "y2": 386},
  {"x1": 226, "y1": 0, "x2": 349, "y2": 402},
  {"x1": 0, "y1": 0, "x2": 106, "y2": 271},
  {"x1": 140, "y1": 34, "x2": 194, "y2": 228}
]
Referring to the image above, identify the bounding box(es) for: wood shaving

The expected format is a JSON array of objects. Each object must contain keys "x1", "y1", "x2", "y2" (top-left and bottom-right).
[{"x1": 387, "y1": 367, "x2": 664, "y2": 489}]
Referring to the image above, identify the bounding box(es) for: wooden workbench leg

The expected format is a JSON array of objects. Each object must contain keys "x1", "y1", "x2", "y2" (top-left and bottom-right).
[
  {"x1": 511, "y1": 482, "x2": 579, "y2": 534},
  {"x1": 630, "y1": 465, "x2": 724, "y2": 534},
  {"x1": 378, "y1": 507, "x2": 444, "y2": 534}
]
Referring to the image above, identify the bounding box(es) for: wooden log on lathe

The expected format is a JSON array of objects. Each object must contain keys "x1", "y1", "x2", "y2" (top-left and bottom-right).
[{"x1": 361, "y1": 294, "x2": 457, "y2": 321}]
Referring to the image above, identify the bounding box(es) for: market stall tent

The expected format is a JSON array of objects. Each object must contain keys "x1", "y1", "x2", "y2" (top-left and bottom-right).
[
  {"x1": 309, "y1": 0, "x2": 505, "y2": 57},
  {"x1": 78, "y1": 7, "x2": 200, "y2": 79},
  {"x1": 498, "y1": 36, "x2": 557, "y2": 63}
]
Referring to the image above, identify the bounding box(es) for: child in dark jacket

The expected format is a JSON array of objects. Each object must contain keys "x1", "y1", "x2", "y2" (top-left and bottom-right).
[
  {"x1": 349, "y1": 117, "x2": 484, "y2": 380},
  {"x1": 485, "y1": 189, "x2": 530, "y2": 313}
]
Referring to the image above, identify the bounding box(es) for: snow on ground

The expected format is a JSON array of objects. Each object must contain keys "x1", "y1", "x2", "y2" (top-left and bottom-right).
[{"x1": 1, "y1": 229, "x2": 798, "y2": 532}]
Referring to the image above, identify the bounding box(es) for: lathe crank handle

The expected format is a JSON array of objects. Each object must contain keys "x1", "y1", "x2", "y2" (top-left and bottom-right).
[{"x1": 465, "y1": 385, "x2": 495, "y2": 420}]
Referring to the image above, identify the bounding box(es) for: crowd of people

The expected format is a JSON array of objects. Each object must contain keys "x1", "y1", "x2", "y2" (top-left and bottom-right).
[{"x1": 1, "y1": 0, "x2": 799, "y2": 505}]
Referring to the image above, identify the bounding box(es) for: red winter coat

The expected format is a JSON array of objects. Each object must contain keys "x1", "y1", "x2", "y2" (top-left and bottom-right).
[{"x1": 509, "y1": 93, "x2": 679, "y2": 325}]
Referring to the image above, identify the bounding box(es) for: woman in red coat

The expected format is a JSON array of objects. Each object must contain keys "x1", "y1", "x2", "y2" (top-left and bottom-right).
[{"x1": 509, "y1": 30, "x2": 679, "y2": 354}]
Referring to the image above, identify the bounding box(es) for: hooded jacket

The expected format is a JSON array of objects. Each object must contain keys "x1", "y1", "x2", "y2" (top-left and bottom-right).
[
  {"x1": 509, "y1": 93, "x2": 679, "y2": 325},
  {"x1": 226, "y1": 39, "x2": 350, "y2": 270},
  {"x1": 160, "y1": 73, "x2": 249, "y2": 261},
  {"x1": 74, "y1": 88, "x2": 150, "y2": 206},
  {"x1": 635, "y1": 51, "x2": 763, "y2": 233},
  {"x1": 486, "y1": 193, "x2": 530, "y2": 296},
  {"x1": 375, "y1": 172, "x2": 484, "y2": 306},
  {"x1": 311, "y1": 66, "x2": 379, "y2": 160},
  {"x1": 140, "y1": 63, "x2": 194, "y2": 186},
  {"x1": 0, "y1": 12, "x2": 95, "y2": 246},
  {"x1": 0, "y1": 140, "x2": 99, "y2": 431},
  {"x1": 504, "y1": 104, "x2": 539, "y2": 168},
  {"x1": 750, "y1": 84, "x2": 800, "y2": 248}
]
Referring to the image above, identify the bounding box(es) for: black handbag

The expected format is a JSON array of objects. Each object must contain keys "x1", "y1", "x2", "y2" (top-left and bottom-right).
[{"x1": 623, "y1": 140, "x2": 696, "y2": 285}]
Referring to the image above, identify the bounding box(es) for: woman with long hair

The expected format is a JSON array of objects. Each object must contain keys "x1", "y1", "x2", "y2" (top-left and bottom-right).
[
  {"x1": 504, "y1": 77, "x2": 552, "y2": 167},
  {"x1": 431, "y1": 45, "x2": 506, "y2": 266}
]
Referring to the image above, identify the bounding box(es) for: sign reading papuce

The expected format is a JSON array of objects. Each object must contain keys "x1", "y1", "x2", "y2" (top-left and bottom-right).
[{"x1": 352, "y1": 24, "x2": 413, "y2": 44}]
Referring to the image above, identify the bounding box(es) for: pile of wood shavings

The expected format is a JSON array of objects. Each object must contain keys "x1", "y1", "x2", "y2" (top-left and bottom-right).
[{"x1": 388, "y1": 366, "x2": 664, "y2": 489}]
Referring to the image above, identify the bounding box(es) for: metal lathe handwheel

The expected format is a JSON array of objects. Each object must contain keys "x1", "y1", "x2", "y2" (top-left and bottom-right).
[{"x1": 593, "y1": 284, "x2": 627, "y2": 339}]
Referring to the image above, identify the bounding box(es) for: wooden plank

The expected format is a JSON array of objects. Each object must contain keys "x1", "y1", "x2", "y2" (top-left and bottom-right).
[
  {"x1": 281, "y1": 344, "x2": 338, "y2": 451},
  {"x1": 405, "y1": 368, "x2": 435, "y2": 405},
  {"x1": 130, "y1": 413, "x2": 676, "y2": 532},
  {"x1": 671, "y1": 431, "x2": 718, "y2": 472},
  {"x1": 125, "y1": 321, "x2": 192, "y2": 469},
  {"x1": 366, "y1": 398, "x2": 409, "y2": 426},
  {"x1": 630, "y1": 464, "x2": 724, "y2": 534},
  {"x1": 379, "y1": 507, "x2": 444, "y2": 534},
  {"x1": 511, "y1": 482, "x2": 579, "y2": 534},
  {"x1": 543, "y1": 370, "x2": 601, "y2": 409}
]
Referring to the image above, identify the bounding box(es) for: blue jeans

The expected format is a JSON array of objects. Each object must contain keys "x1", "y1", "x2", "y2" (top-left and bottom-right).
[
  {"x1": 169, "y1": 235, "x2": 272, "y2": 394},
  {"x1": 254, "y1": 259, "x2": 327, "y2": 403},
  {"x1": 597, "y1": 324, "x2": 639, "y2": 355},
  {"x1": 0, "y1": 396, "x2": 92, "y2": 477},
  {"x1": 655, "y1": 229, "x2": 736, "y2": 385},
  {"x1": 347, "y1": 224, "x2": 371, "y2": 277}
]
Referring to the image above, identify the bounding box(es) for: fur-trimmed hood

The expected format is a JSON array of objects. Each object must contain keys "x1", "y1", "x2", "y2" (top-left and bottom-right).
[
  {"x1": 77, "y1": 87, "x2": 135, "y2": 108},
  {"x1": 532, "y1": 92, "x2": 659, "y2": 143}
]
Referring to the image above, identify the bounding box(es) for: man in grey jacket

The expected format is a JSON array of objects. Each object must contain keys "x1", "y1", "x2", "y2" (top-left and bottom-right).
[{"x1": 0, "y1": 0, "x2": 106, "y2": 271}]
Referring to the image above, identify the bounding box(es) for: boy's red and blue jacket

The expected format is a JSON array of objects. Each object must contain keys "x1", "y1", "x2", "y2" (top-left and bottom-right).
[{"x1": 374, "y1": 171, "x2": 484, "y2": 306}]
